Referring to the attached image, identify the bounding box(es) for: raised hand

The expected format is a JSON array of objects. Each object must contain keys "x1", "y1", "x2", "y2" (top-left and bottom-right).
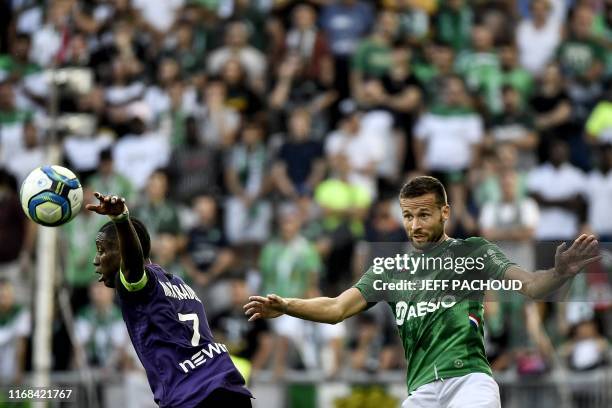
[
  {"x1": 555, "y1": 234, "x2": 601, "y2": 278},
  {"x1": 243, "y1": 294, "x2": 288, "y2": 322},
  {"x1": 85, "y1": 192, "x2": 127, "y2": 216}
]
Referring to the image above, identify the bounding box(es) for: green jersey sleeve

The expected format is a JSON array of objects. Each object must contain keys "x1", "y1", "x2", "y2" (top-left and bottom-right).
[
  {"x1": 353, "y1": 266, "x2": 383, "y2": 308},
  {"x1": 465, "y1": 237, "x2": 516, "y2": 280}
]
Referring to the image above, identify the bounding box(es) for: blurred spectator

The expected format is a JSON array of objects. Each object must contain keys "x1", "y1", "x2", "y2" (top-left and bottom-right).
[
  {"x1": 5, "y1": 122, "x2": 44, "y2": 184},
  {"x1": 325, "y1": 100, "x2": 383, "y2": 200},
  {"x1": 183, "y1": 195, "x2": 235, "y2": 288},
  {"x1": 585, "y1": 87, "x2": 612, "y2": 144},
  {"x1": 224, "y1": 122, "x2": 272, "y2": 245},
  {"x1": 162, "y1": 20, "x2": 207, "y2": 78},
  {"x1": 413, "y1": 75, "x2": 482, "y2": 235},
  {"x1": 412, "y1": 42, "x2": 455, "y2": 103},
  {"x1": 210, "y1": 277, "x2": 274, "y2": 376},
  {"x1": 351, "y1": 10, "x2": 398, "y2": 99},
  {"x1": 87, "y1": 148, "x2": 134, "y2": 203},
  {"x1": 479, "y1": 169, "x2": 539, "y2": 270},
  {"x1": 529, "y1": 63, "x2": 573, "y2": 165},
  {"x1": 561, "y1": 316, "x2": 608, "y2": 371},
  {"x1": 0, "y1": 33, "x2": 40, "y2": 82},
  {"x1": 112, "y1": 115, "x2": 170, "y2": 191},
  {"x1": 583, "y1": 144, "x2": 612, "y2": 241},
  {"x1": 132, "y1": 0, "x2": 184, "y2": 36},
  {"x1": 271, "y1": 108, "x2": 326, "y2": 199},
  {"x1": 259, "y1": 205, "x2": 344, "y2": 377},
  {"x1": 167, "y1": 116, "x2": 221, "y2": 204},
  {"x1": 197, "y1": 78, "x2": 240, "y2": 150},
  {"x1": 0, "y1": 81, "x2": 33, "y2": 166},
  {"x1": 207, "y1": 20, "x2": 267, "y2": 91},
  {"x1": 29, "y1": 0, "x2": 68, "y2": 67},
  {"x1": 143, "y1": 58, "x2": 183, "y2": 125},
  {"x1": 499, "y1": 43, "x2": 533, "y2": 105},
  {"x1": 320, "y1": 0, "x2": 374, "y2": 97},
  {"x1": 74, "y1": 282, "x2": 129, "y2": 370},
  {"x1": 516, "y1": 0, "x2": 562, "y2": 76},
  {"x1": 348, "y1": 313, "x2": 397, "y2": 373},
  {"x1": 0, "y1": 169, "x2": 34, "y2": 302},
  {"x1": 486, "y1": 86, "x2": 538, "y2": 170},
  {"x1": 151, "y1": 232, "x2": 187, "y2": 281},
  {"x1": 133, "y1": 169, "x2": 182, "y2": 239},
  {"x1": 221, "y1": 59, "x2": 263, "y2": 120},
  {"x1": 434, "y1": 0, "x2": 473, "y2": 51},
  {"x1": 62, "y1": 187, "x2": 108, "y2": 311},
  {"x1": 0, "y1": 279, "x2": 30, "y2": 385}
]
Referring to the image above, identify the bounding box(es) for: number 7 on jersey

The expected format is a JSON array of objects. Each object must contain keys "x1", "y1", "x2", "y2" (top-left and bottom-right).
[{"x1": 178, "y1": 313, "x2": 201, "y2": 346}]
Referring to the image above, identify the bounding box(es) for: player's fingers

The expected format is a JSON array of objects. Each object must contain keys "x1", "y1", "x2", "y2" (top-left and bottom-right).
[
  {"x1": 555, "y1": 242, "x2": 567, "y2": 257},
  {"x1": 248, "y1": 313, "x2": 261, "y2": 322},
  {"x1": 581, "y1": 255, "x2": 603, "y2": 267},
  {"x1": 245, "y1": 307, "x2": 258, "y2": 316},
  {"x1": 243, "y1": 301, "x2": 260, "y2": 310},
  {"x1": 248, "y1": 295, "x2": 269, "y2": 303},
  {"x1": 267, "y1": 294, "x2": 281, "y2": 302},
  {"x1": 85, "y1": 204, "x2": 102, "y2": 213}
]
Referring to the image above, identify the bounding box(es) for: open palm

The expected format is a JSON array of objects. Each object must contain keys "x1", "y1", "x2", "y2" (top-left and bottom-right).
[
  {"x1": 555, "y1": 234, "x2": 601, "y2": 278},
  {"x1": 85, "y1": 192, "x2": 126, "y2": 216}
]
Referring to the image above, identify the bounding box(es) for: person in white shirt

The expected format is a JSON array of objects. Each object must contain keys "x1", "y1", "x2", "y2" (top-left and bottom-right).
[
  {"x1": 584, "y1": 144, "x2": 612, "y2": 241},
  {"x1": 527, "y1": 139, "x2": 587, "y2": 269},
  {"x1": 516, "y1": 0, "x2": 562, "y2": 76}
]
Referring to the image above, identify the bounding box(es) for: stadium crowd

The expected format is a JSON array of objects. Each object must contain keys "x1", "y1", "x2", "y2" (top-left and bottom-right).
[{"x1": 1, "y1": 0, "x2": 612, "y2": 405}]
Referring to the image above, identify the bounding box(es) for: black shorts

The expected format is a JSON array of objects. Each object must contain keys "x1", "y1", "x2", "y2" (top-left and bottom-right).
[{"x1": 197, "y1": 389, "x2": 252, "y2": 408}]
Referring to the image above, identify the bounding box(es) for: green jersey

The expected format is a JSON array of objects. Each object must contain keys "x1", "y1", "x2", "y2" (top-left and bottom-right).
[{"x1": 354, "y1": 237, "x2": 515, "y2": 394}]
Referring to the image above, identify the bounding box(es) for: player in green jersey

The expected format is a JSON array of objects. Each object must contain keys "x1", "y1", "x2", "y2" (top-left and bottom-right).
[{"x1": 244, "y1": 176, "x2": 600, "y2": 407}]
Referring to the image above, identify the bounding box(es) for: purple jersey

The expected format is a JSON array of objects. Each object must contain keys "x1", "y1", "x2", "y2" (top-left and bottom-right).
[{"x1": 117, "y1": 263, "x2": 252, "y2": 407}]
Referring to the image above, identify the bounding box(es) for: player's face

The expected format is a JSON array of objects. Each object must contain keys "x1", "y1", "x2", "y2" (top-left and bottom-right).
[
  {"x1": 93, "y1": 233, "x2": 120, "y2": 288},
  {"x1": 400, "y1": 193, "x2": 449, "y2": 249}
]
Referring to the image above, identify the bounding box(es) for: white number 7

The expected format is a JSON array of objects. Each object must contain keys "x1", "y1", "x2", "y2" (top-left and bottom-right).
[{"x1": 178, "y1": 313, "x2": 201, "y2": 346}]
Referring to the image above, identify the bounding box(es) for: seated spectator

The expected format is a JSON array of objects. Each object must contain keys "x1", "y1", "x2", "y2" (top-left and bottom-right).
[
  {"x1": 486, "y1": 86, "x2": 538, "y2": 170},
  {"x1": 74, "y1": 282, "x2": 129, "y2": 370},
  {"x1": 133, "y1": 169, "x2": 182, "y2": 241},
  {"x1": 0, "y1": 33, "x2": 41, "y2": 82},
  {"x1": 0, "y1": 81, "x2": 33, "y2": 166},
  {"x1": 412, "y1": 42, "x2": 456, "y2": 103},
  {"x1": 224, "y1": 122, "x2": 272, "y2": 246},
  {"x1": 271, "y1": 108, "x2": 326, "y2": 199},
  {"x1": 167, "y1": 117, "x2": 221, "y2": 204},
  {"x1": 220, "y1": 59, "x2": 263, "y2": 120},
  {"x1": 6, "y1": 121, "x2": 44, "y2": 184},
  {"x1": 561, "y1": 316, "x2": 608, "y2": 371},
  {"x1": 499, "y1": 44, "x2": 533, "y2": 105},
  {"x1": 583, "y1": 144, "x2": 612, "y2": 241},
  {"x1": 196, "y1": 78, "x2": 240, "y2": 150},
  {"x1": 183, "y1": 195, "x2": 235, "y2": 289},
  {"x1": 516, "y1": 0, "x2": 562, "y2": 76},
  {"x1": 0, "y1": 279, "x2": 30, "y2": 385},
  {"x1": 207, "y1": 20, "x2": 267, "y2": 91},
  {"x1": 210, "y1": 277, "x2": 274, "y2": 380},
  {"x1": 434, "y1": 0, "x2": 473, "y2": 51},
  {"x1": 479, "y1": 169, "x2": 539, "y2": 270}
]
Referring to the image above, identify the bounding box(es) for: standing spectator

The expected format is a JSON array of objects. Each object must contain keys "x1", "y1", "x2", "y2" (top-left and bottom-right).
[
  {"x1": 259, "y1": 205, "x2": 343, "y2": 378},
  {"x1": 62, "y1": 188, "x2": 108, "y2": 311},
  {"x1": 5, "y1": 122, "x2": 44, "y2": 184},
  {"x1": 132, "y1": 169, "x2": 182, "y2": 239},
  {"x1": 87, "y1": 148, "x2": 134, "y2": 204},
  {"x1": 0, "y1": 279, "x2": 30, "y2": 385},
  {"x1": 271, "y1": 108, "x2": 326, "y2": 200},
  {"x1": 0, "y1": 81, "x2": 33, "y2": 166},
  {"x1": 529, "y1": 63, "x2": 573, "y2": 165},
  {"x1": 320, "y1": 0, "x2": 374, "y2": 98},
  {"x1": 224, "y1": 122, "x2": 272, "y2": 246},
  {"x1": 527, "y1": 140, "x2": 587, "y2": 268},
  {"x1": 74, "y1": 282, "x2": 129, "y2": 369},
  {"x1": 413, "y1": 75, "x2": 483, "y2": 235},
  {"x1": 486, "y1": 86, "x2": 538, "y2": 170},
  {"x1": 0, "y1": 33, "x2": 41, "y2": 82},
  {"x1": 351, "y1": 10, "x2": 398, "y2": 99},
  {"x1": 479, "y1": 170, "x2": 539, "y2": 271},
  {"x1": 434, "y1": 0, "x2": 474, "y2": 51},
  {"x1": 207, "y1": 20, "x2": 267, "y2": 91},
  {"x1": 184, "y1": 195, "x2": 235, "y2": 288},
  {"x1": 167, "y1": 117, "x2": 221, "y2": 204},
  {"x1": 210, "y1": 277, "x2": 274, "y2": 379},
  {"x1": 220, "y1": 59, "x2": 263, "y2": 120},
  {"x1": 499, "y1": 44, "x2": 533, "y2": 105},
  {"x1": 198, "y1": 78, "x2": 241, "y2": 150},
  {"x1": 0, "y1": 169, "x2": 33, "y2": 302},
  {"x1": 516, "y1": 0, "x2": 562, "y2": 76},
  {"x1": 583, "y1": 144, "x2": 612, "y2": 241}
]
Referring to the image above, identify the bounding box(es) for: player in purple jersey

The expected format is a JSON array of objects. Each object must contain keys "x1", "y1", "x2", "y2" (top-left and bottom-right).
[{"x1": 87, "y1": 192, "x2": 253, "y2": 408}]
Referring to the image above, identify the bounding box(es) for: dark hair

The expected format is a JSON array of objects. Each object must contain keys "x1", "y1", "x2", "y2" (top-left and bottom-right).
[
  {"x1": 399, "y1": 176, "x2": 447, "y2": 206},
  {"x1": 99, "y1": 217, "x2": 151, "y2": 258}
]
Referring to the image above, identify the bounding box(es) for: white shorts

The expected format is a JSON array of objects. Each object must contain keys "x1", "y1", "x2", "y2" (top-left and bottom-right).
[{"x1": 402, "y1": 373, "x2": 501, "y2": 408}]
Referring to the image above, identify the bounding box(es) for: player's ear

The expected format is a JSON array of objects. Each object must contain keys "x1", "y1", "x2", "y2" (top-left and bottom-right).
[{"x1": 441, "y1": 205, "x2": 450, "y2": 221}]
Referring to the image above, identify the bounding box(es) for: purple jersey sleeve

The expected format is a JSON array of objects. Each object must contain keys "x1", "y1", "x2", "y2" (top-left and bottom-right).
[{"x1": 117, "y1": 264, "x2": 252, "y2": 407}]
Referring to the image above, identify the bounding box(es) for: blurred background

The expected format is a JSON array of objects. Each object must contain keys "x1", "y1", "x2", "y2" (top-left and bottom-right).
[{"x1": 1, "y1": 0, "x2": 612, "y2": 407}]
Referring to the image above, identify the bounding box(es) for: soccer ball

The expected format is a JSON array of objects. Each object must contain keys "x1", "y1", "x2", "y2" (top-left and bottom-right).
[{"x1": 20, "y1": 165, "x2": 83, "y2": 227}]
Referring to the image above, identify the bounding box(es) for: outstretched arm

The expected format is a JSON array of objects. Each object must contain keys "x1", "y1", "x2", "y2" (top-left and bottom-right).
[
  {"x1": 244, "y1": 287, "x2": 368, "y2": 325},
  {"x1": 86, "y1": 193, "x2": 144, "y2": 283},
  {"x1": 505, "y1": 234, "x2": 601, "y2": 300}
]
